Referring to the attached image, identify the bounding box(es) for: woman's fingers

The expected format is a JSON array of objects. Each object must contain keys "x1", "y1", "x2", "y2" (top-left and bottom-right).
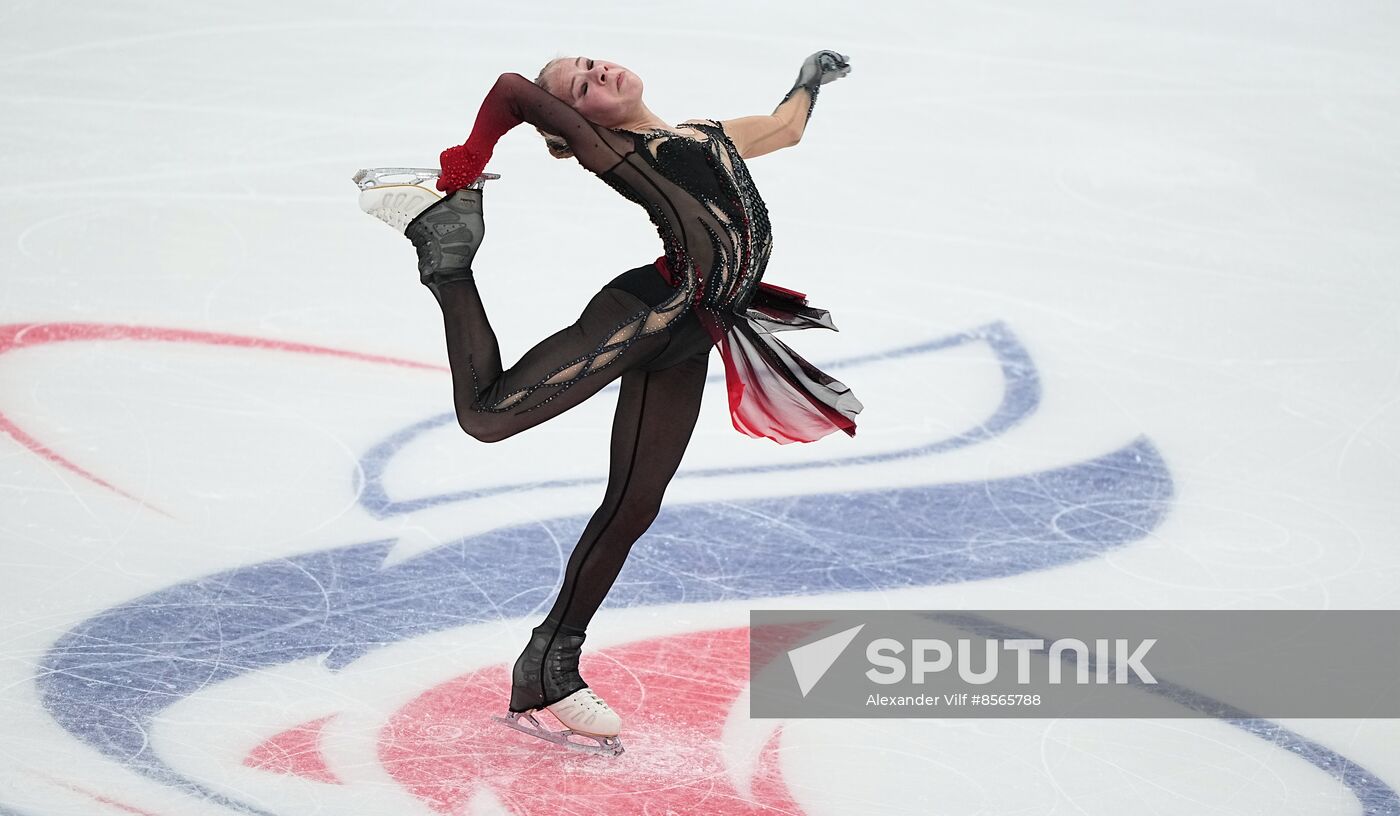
[{"x1": 815, "y1": 50, "x2": 852, "y2": 83}]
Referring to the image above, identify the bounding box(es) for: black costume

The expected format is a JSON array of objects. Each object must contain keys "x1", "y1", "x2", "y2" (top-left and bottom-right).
[{"x1": 413, "y1": 71, "x2": 862, "y2": 713}]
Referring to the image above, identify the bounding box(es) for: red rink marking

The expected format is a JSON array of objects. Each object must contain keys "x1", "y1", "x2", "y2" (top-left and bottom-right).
[
  {"x1": 62, "y1": 785, "x2": 165, "y2": 816},
  {"x1": 379, "y1": 627, "x2": 806, "y2": 815},
  {"x1": 32, "y1": 773, "x2": 167, "y2": 816},
  {"x1": 244, "y1": 714, "x2": 345, "y2": 784},
  {"x1": 0, "y1": 322, "x2": 445, "y2": 512}
]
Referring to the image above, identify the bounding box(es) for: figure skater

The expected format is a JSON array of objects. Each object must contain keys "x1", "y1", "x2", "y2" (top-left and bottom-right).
[{"x1": 353, "y1": 50, "x2": 861, "y2": 756}]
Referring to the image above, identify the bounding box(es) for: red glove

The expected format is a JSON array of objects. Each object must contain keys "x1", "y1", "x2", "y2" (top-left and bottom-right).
[
  {"x1": 437, "y1": 143, "x2": 490, "y2": 193},
  {"x1": 436, "y1": 73, "x2": 543, "y2": 192}
]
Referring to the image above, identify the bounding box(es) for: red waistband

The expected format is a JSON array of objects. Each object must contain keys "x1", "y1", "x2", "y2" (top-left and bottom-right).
[{"x1": 653, "y1": 256, "x2": 674, "y2": 286}]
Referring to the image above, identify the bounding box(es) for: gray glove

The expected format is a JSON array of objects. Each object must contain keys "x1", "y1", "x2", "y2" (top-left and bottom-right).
[{"x1": 779, "y1": 50, "x2": 853, "y2": 124}]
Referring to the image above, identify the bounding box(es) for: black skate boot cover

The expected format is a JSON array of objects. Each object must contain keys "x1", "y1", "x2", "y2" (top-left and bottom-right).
[
  {"x1": 403, "y1": 188, "x2": 485, "y2": 295},
  {"x1": 509, "y1": 622, "x2": 589, "y2": 713}
]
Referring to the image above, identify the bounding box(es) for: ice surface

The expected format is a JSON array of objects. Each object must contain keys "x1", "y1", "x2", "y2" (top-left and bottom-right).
[{"x1": 2, "y1": 1, "x2": 1398, "y2": 814}]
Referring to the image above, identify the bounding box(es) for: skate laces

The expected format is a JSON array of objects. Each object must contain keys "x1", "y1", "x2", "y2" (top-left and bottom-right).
[{"x1": 368, "y1": 203, "x2": 416, "y2": 231}]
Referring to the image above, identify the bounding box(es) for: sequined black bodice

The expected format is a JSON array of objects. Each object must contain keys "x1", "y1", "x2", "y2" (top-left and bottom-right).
[{"x1": 599, "y1": 121, "x2": 773, "y2": 318}]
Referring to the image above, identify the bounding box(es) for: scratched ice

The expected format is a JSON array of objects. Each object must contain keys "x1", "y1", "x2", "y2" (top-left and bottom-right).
[{"x1": 2, "y1": 2, "x2": 1398, "y2": 815}]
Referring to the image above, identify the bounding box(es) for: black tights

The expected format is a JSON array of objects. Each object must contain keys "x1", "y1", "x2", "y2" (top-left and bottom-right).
[{"x1": 436, "y1": 263, "x2": 713, "y2": 632}]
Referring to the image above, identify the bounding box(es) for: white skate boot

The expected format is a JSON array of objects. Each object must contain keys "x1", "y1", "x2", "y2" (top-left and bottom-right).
[
  {"x1": 351, "y1": 167, "x2": 499, "y2": 233},
  {"x1": 494, "y1": 623, "x2": 625, "y2": 757}
]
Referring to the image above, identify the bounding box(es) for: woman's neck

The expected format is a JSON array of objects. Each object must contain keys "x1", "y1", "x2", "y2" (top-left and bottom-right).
[{"x1": 614, "y1": 102, "x2": 673, "y2": 133}]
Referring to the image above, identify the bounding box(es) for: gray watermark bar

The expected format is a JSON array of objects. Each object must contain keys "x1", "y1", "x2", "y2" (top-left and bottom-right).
[{"x1": 749, "y1": 610, "x2": 1400, "y2": 718}]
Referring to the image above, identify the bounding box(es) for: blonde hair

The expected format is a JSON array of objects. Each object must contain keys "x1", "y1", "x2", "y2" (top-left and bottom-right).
[{"x1": 534, "y1": 57, "x2": 574, "y2": 160}]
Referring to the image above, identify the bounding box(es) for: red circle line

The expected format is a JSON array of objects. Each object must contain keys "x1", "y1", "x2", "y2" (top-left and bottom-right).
[{"x1": 0, "y1": 322, "x2": 447, "y2": 515}]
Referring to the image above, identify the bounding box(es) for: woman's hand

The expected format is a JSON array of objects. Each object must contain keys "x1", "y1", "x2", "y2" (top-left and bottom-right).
[
  {"x1": 794, "y1": 50, "x2": 852, "y2": 91},
  {"x1": 438, "y1": 143, "x2": 490, "y2": 193},
  {"x1": 777, "y1": 50, "x2": 852, "y2": 130}
]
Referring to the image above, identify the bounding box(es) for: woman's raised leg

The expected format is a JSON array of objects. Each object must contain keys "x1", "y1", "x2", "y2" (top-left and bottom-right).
[
  {"x1": 402, "y1": 185, "x2": 674, "y2": 442},
  {"x1": 435, "y1": 278, "x2": 671, "y2": 442}
]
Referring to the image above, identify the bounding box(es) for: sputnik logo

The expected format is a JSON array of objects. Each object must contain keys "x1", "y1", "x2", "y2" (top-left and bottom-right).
[{"x1": 787, "y1": 624, "x2": 864, "y2": 697}]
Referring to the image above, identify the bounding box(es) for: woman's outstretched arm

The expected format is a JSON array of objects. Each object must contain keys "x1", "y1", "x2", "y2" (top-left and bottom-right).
[
  {"x1": 720, "y1": 50, "x2": 852, "y2": 160},
  {"x1": 437, "y1": 72, "x2": 636, "y2": 191}
]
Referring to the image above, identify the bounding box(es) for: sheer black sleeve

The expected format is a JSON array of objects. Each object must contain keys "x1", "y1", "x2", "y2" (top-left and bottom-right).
[{"x1": 451, "y1": 72, "x2": 637, "y2": 179}]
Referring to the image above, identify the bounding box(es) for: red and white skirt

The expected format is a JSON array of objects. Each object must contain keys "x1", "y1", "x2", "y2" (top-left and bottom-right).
[{"x1": 654, "y1": 257, "x2": 863, "y2": 445}]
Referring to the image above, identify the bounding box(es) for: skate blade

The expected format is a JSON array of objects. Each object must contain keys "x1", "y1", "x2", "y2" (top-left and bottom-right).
[
  {"x1": 493, "y1": 712, "x2": 624, "y2": 757},
  {"x1": 351, "y1": 167, "x2": 500, "y2": 191}
]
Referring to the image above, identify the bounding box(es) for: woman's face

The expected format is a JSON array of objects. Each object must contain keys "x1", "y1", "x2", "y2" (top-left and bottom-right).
[{"x1": 545, "y1": 56, "x2": 642, "y2": 126}]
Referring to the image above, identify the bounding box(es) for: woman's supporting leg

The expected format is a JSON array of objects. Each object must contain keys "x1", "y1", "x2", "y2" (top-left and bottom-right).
[
  {"x1": 543, "y1": 349, "x2": 710, "y2": 630},
  {"x1": 435, "y1": 277, "x2": 672, "y2": 442},
  {"x1": 508, "y1": 347, "x2": 711, "y2": 715}
]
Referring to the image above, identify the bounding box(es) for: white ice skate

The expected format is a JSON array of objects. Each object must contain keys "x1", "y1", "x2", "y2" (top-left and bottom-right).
[
  {"x1": 493, "y1": 687, "x2": 625, "y2": 757},
  {"x1": 351, "y1": 167, "x2": 499, "y2": 233}
]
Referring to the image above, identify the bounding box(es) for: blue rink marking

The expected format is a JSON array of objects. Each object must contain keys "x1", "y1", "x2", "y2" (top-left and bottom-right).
[
  {"x1": 31, "y1": 325, "x2": 1400, "y2": 815},
  {"x1": 37, "y1": 441, "x2": 1172, "y2": 815},
  {"x1": 357, "y1": 321, "x2": 1039, "y2": 517}
]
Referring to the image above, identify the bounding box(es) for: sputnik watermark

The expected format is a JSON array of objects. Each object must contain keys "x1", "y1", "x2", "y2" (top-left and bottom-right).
[
  {"x1": 752, "y1": 610, "x2": 1400, "y2": 718},
  {"x1": 865, "y1": 637, "x2": 1156, "y2": 685}
]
